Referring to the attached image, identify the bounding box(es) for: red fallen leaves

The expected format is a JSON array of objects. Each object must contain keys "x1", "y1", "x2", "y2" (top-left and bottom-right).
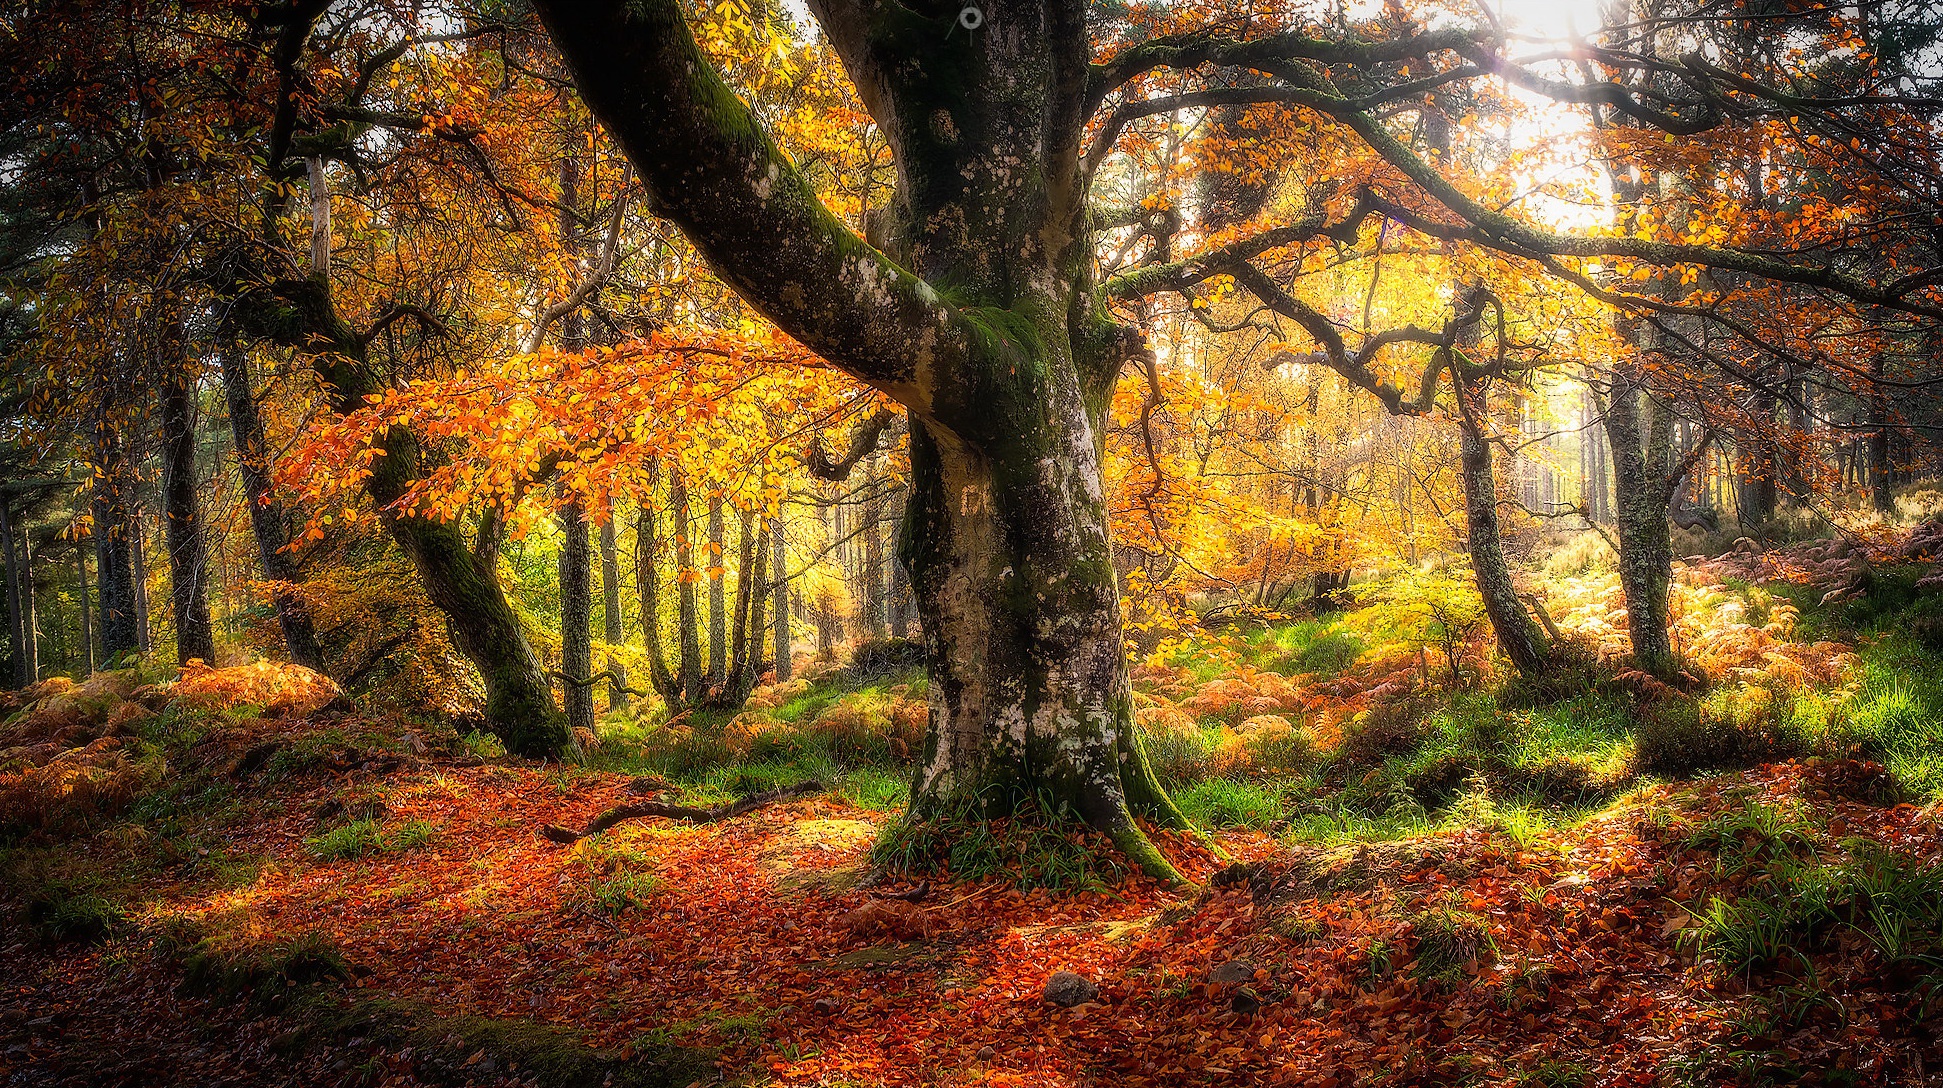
[
  {"x1": 841, "y1": 899, "x2": 936, "y2": 940},
  {"x1": 12, "y1": 746, "x2": 1941, "y2": 1087}
]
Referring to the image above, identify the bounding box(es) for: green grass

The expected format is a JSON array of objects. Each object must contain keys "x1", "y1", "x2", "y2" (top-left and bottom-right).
[
  {"x1": 1175, "y1": 778, "x2": 1285, "y2": 829},
  {"x1": 1247, "y1": 619, "x2": 1367, "y2": 678},
  {"x1": 1775, "y1": 568, "x2": 1943, "y2": 799},
  {"x1": 303, "y1": 818, "x2": 437, "y2": 861},
  {"x1": 873, "y1": 790, "x2": 1129, "y2": 892}
]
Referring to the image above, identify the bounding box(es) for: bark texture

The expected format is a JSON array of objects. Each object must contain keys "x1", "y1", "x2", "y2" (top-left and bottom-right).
[
  {"x1": 159, "y1": 344, "x2": 217, "y2": 668},
  {"x1": 220, "y1": 348, "x2": 325, "y2": 670},
  {"x1": 534, "y1": 0, "x2": 1192, "y2": 878}
]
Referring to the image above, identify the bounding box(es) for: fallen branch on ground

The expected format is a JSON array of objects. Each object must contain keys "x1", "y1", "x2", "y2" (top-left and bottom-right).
[{"x1": 538, "y1": 780, "x2": 824, "y2": 844}]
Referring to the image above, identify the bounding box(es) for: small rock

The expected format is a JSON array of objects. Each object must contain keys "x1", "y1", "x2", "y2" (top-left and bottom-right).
[
  {"x1": 1230, "y1": 990, "x2": 1262, "y2": 1015},
  {"x1": 1209, "y1": 959, "x2": 1256, "y2": 986},
  {"x1": 813, "y1": 996, "x2": 842, "y2": 1016},
  {"x1": 976, "y1": 1045, "x2": 995, "y2": 1061},
  {"x1": 1042, "y1": 971, "x2": 1098, "y2": 1007}
]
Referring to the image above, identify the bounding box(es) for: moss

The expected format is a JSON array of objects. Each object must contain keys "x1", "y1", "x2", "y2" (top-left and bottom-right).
[
  {"x1": 180, "y1": 930, "x2": 352, "y2": 1010},
  {"x1": 283, "y1": 994, "x2": 714, "y2": 1088}
]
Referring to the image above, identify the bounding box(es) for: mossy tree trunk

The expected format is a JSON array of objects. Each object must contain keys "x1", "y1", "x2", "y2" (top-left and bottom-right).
[
  {"x1": 537, "y1": 0, "x2": 1188, "y2": 879},
  {"x1": 1604, "y1": 354, "x2": 1683, "y2": 675},
  {"x1": 1453, "y1": 376, "x2": 1548, "y2": 678},
  {"x1": 239, "y1": 280, "x2": 568, "y2": 757},
  {"x1": 219, "y1": 348, "x2": 326, "y2": 671}
]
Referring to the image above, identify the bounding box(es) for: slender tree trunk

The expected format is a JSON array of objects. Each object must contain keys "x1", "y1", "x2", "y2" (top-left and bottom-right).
[
  {"x1": 634, "y1": 492, "x2": 680, "y2": 705},
  {"x1": 1454, "y1": 379, "x2": 1547, "y2": 678},
  {"x1": 770, "y1": 515, "x2": 790, "y2": 680},
  {"x1": 90, "y1": 417, "x2": 140, "y2": 662},
  {"x1": 723, "y1": 508, "x2": 762, "y2": 701},
  {"x1": 1868, "y1": 355, "x2": 1895, "y2": 515},
  {"x1": 75, "y1": 547, "x2": 94, "y2": 677},
  {"x1": 559, "y1": 500, "x2": 594, "y2": 734},
  {"x1": 130, "y1": 509, "x2": 151, "y2": 655},
  {"x1": 707, "y1": 493, "x2": 726, "y2": 686},
  {"x1": 671, "y1": 474, "x2": 702, "y2": 703},
  {"x1": 1, "y1": 500, "x2": 23, "y2": 687},
  {"x1": 159, "y1": 340, "x2": 217, "y2": 668},
  {"x1": 600, "y1": 504, "x2": 628, "y2": 712},
  {"x1": 888, "y1": 534, "x2": 911, "y2": 639},
  {"x1": 219, "y1": 348, "x2": 325, "y2": 669},
  {"x1": 1605, "y1": 359, "x2": 1679, "y2": 674},
  {"x1": 17, "y1": 524, "x2": 35, "y2": 685}
]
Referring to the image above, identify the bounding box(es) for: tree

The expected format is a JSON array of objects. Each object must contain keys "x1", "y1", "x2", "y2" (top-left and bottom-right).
[{"x1": 525, "y1": 0, "x2": 1943, "y2": 877}]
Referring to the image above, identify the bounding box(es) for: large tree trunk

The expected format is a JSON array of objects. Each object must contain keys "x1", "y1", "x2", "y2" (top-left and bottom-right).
[
  {"x1": 535, "y1": 0, "x2": 1186, "y2": 879},
  {"x1": 219, "y1": 348, "x2": 326, "y2": 670},
  {"x1": 902, "y1": 392, "x2": 1187, "y2": 880},
  {"x1": 559, "y1": 500, "x2": 594, "y2": 734},
  {"x1": 1454, "y1": 387, "x2": 1547, "y2": 678},
  {"x1": 1605, "y1": 358, "x2": 1679, "y2": 675},
  {"x1": 89, "y1": 416, "x2": 141, "y2": 662},
  {"x1": 159, "y1": 341, "x2": 217, "y2": 668}
]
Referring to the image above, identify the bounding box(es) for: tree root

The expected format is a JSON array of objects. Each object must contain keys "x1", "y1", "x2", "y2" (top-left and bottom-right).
[{"x1": 537, "y1": 780, "x2": 823, "y2": 844}]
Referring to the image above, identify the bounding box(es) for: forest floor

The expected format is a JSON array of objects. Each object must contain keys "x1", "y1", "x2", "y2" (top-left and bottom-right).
[{"x1": 6, "y1": 535, "x2": 1943, "y2": 1087}]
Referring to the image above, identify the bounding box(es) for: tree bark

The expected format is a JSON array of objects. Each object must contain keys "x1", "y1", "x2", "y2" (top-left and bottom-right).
[
  {"x1": 75, "y1": 546, "x2": 94, "y2": 677},
  {"x1": 707, "y1": 492, "x2": 726, "y2": 686},
  {"x1": 89, "y1": 416, "x2": 141, "y2": 662},
  {"x1": 1605, "y1": 357, "x2": 1680, "y2": 674},
  {"x1": 600, "y1": 504, "x2": 628, "y2": 712},
  {"x1": 1454, "y1": 383, "x2": 1548, "y2": 679},
  {"x1": 1, "y1": 499, "x2": 24, "y2": 687},
  {"x1": 770, "y1": 515, "x2": 791, "y2": 680},
  {"x1": 560, "y1": 500, "x2": 594, "y2": 735},
  {"x1": 219, "y1": 348, "x2": 326, "y2": 670},
  {"x1": 1868, "y1": 355, "x2": 1895, "y2": 515},
  {"x1": 671, "y1": 473, "x2": 702, "y2": 703},
  {"x1": 130, "y1": 505, "x2": 151, "y2": 655},
  {"x1": 863, "y1": 486, "x2": 886, "y2": 639},
  {"x1": 159, "y1": 336, "x2": 217, "y2": 668},
  {"x1": 635, "y1": 489, "x2": 680, "y2": 706}
]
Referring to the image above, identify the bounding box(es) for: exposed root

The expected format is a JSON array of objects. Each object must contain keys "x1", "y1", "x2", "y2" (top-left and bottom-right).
[{"x1": 538, "y1": 780, "x2": 823, "y2": 844}]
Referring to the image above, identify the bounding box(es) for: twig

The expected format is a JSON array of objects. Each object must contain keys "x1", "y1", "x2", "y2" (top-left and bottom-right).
[{"x1": 538, "y1": 780, "x2": 824, "y2": 843}]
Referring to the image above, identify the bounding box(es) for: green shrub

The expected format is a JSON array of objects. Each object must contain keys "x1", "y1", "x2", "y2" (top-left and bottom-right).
[{"x1": 1631, "y1": 695, "x2": 1808, "y2": 778}]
